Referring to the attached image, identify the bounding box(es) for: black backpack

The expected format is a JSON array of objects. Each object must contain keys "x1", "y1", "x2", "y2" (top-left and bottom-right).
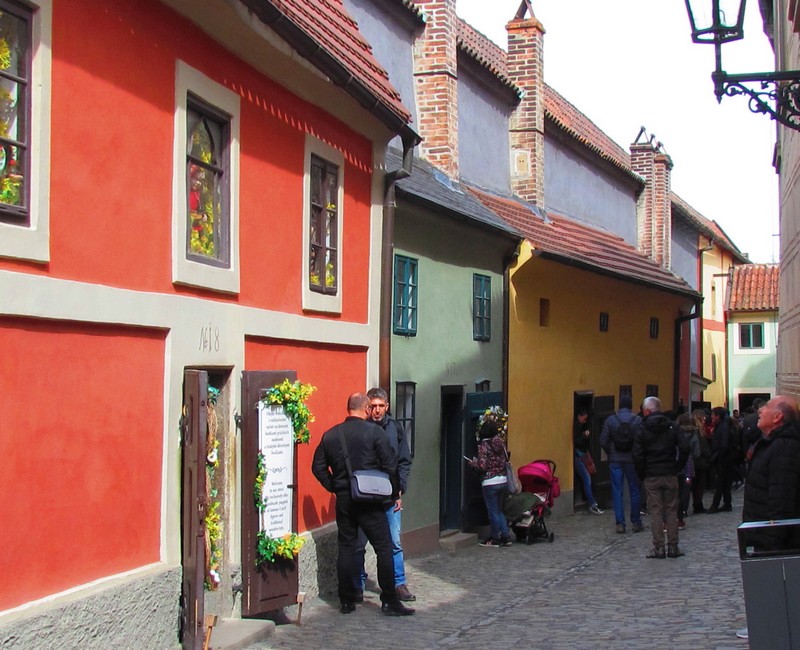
[{"x1": 612, "y1": 417, "x2": 635, "y2": 452}]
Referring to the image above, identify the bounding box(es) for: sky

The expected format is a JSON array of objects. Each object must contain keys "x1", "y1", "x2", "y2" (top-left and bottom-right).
[{"x1": 456, "y1": 0, "x2": 779, "y2": 264}]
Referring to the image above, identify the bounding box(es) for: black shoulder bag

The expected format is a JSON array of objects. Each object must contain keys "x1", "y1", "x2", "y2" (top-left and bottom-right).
[{"x1": 338, "y1": 428, "x2": 393, "y2": 502}]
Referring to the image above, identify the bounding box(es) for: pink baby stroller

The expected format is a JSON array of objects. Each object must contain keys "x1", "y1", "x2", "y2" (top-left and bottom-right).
[{"x1": 510, "y1": 459, "x2": 560, "y2": 544}]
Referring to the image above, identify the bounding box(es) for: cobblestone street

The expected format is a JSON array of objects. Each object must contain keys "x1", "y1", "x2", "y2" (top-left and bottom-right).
[{"x1": 248, "y1": 490, "x2": 749, "y2": 649}]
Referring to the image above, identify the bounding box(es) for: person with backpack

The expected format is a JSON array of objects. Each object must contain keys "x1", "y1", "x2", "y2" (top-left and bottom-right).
[{"x1": 600, "y1": 396, "x2": 644, "y2": 534}]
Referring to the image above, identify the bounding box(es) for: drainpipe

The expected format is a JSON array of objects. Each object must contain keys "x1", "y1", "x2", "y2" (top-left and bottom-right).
[
  {"x1": 380, "y1": 134, "x2": 420, "y2": 389},
  {"x1": 502, "y1": 243, "x2": 521, "y2": 412},
  {"x1": 674, "y1": 301, "x2": 701, "y2": 413}
]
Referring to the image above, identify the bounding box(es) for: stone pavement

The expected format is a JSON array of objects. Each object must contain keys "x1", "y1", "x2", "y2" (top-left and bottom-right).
[{"x1": 248, "y1": 490, "x2": 750, "y2": 650}]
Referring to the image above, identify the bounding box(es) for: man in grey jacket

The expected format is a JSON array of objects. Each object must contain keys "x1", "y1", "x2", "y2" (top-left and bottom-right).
[{"x1": 600, "y1": 396, "x2": 644, "y2": 534}]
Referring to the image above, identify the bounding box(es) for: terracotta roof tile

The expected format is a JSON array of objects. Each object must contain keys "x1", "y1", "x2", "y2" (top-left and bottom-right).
[
  {"x1": 467, "y1": 185, "x2": 698, "y2": 299},
  {"x1": 671, "y1": 193, "x2": 748, "y2": 262},
  {"x1": 258, "y1": 0, "x2": 412, "y2": 125},
  {"x1": 544, "y1": 86, "x2": 639, "y2": 180},
  {"x1": 456, "y1": 18, "x2": 520, "y2": 94},
  {"x1": 728, "y1": 264, "x2": 779, "y2": 311}
]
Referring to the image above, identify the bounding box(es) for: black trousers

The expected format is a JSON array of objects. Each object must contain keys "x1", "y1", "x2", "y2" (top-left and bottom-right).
[
  {"x1": 335, "y1": 492, "x2": 396, "y2": 604},
  {"x1": 711, "y1": 462, "x2": 732, "y2": 509}
]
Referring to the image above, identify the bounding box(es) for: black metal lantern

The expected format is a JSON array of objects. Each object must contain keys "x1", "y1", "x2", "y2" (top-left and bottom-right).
[
  {"x1": 685, "y1": 0, "x2": 800, "y2": 130},
  {"x1": 685, "y1": 0, "x2": 746, "y2": 44}
]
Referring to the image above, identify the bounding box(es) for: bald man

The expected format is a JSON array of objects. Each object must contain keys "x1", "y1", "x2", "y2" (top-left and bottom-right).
[{"x1": 741, "y1": 395, "x2": 800, "y2": 551}]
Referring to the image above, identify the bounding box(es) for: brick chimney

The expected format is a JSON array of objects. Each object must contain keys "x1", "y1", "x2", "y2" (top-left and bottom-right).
[
  {"x1": 413, "y1": 0, "x2": 459, "y2": 178},
  {"x1": 506, "y1": 9, "x2": 545, "y2": 206},
  {"x1": 630, "y1": 133, "x2": 673, "y2": 269}
]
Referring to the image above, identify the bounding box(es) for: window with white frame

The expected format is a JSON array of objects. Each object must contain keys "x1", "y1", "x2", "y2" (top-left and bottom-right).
[
  {"x1": 0, "y1": 0, "x2": 51, "y2": 262},
  {"x1": 739, "y1": 322, "x2": 765, "y2": 349},
  {"x1": 302, "y1": 136, "x2": 343, "y2": 313},
  {"x1": 172, "y1": 61, "x2": 240, "y2": 293}
]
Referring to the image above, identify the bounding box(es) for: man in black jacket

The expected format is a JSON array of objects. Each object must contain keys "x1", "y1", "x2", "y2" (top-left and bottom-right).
[
  {"x1": 708, "y1": 407, "x2": 733, "y2": 513},
  {"x1": 741, "y1": 395, "x2": 800, "y2": 551},
  {"x1": 311, "y1": 392, "x2": 414, "y2": 616},
  {"x1": 632, "y1": 396, "x2": 690, "y2": 559}
]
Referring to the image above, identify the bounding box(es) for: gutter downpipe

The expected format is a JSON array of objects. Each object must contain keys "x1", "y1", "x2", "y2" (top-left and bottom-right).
[
  {"x1": 502, "y1": 243, "x2": 522, "y2": 412},
  {"x1": 675, "y1": 300, "x2": 702, "y2": 413},
  {"x1": 380, "y1": 134, "x2": 420, "y2": 390}
]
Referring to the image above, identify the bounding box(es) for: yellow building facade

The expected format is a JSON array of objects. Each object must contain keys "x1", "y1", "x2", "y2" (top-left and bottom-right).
[{"x1": 507, "y1": 242, "x2": 696, "y2": 498}]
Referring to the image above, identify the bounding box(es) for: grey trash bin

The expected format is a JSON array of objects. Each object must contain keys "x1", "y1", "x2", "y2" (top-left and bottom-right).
[{"x1": 738, "y1": 519, "x2": 800, "y2": 650}]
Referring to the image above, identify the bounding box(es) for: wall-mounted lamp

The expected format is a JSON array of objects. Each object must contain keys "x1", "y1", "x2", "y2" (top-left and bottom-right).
[{"x1": 684, "y1": 0, "x2": 800, "y2": 130}]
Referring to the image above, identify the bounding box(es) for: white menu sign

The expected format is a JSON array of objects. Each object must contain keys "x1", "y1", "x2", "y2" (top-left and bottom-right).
[{"x1": 257, "y1": 403, "x2": 295, "y2": 537}]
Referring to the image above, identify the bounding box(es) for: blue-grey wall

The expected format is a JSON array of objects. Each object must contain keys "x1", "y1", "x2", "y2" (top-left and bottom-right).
[
  {"x1": 343, "y1": 0, "x2": 418, "y2": 127},
  {"x1": 671, "y1": 216, "x2": 699, "y2": 290},
  {"x1": 458, "y1": 64, "x2": 513, "y2": 192},
  {"x1": 544, "y1": 136, "x2": 639, "y2": 245}
]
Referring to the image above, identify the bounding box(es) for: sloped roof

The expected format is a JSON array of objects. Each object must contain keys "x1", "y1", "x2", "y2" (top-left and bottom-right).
[
  {"x1": 240, "y1": 0, "x2": 413, "y2": 132},
  {"x1": 728, "y1": 264, "x2": 779, "y2": 311},
  {"x1": 456, "y1": 18, "x2": 521, "y2": 94},
  {"x1": 467, "y1": 185, "x2": 699, "y2": 299},
  {"x1": 543, "y1": 86, "x2": 642, "y2": 181},
  {"x1": 390, "y1": 150, "x2": 523, "y2": 240},
  {"x1": 671, "y1": 193, "x2": 749, "y2": 263}
]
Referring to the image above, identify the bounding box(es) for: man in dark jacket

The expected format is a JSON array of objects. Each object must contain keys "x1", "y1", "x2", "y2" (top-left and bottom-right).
[
  {"x1": 632, "y1": 396, "x2": 690, "y2": 559},
  {"x1": 600, "y1": 396, "x2": 643, "y2": 534},
  {"x1": 708, "y1": 407, "x2": 733, "y2": 513},
  {"x1": 352, "y1": 388, "x2": 416, "y2": 602},
  {"x1": 741, "y1": 395, "x2": 800, "y2": 551},
  {"x1": 311, "y1": 392, "x2": 414, "y2": 616}
]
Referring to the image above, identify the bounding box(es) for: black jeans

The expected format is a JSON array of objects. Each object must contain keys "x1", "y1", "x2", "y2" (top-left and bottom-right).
[
  {"x1": 335, "y1": 492, "x2": 396, "y2": 605},
  {"x1": 711, "y1": 462, "x2": 732, "y2": 509}
]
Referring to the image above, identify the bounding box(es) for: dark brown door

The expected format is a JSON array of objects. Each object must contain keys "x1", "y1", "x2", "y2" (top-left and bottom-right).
[
  {"x1": 241, "y1": 370, "x2": 299, "y2": 617},
  {"x1": 181, "y1": 370, "x2": 207, "y2": 650}
]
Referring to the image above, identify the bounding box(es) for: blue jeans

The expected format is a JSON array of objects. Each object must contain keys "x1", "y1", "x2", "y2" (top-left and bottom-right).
[
  {"x1": 385, "y1": 504, "x2": 406, "y2": 585},
  {"x1": 574, "y1": 456, "x2": 597, "y2": 506},
  {"x1": 482, "y1": 482, "x2": 510, "y2": 540},
  {"x1": 354, "y1": 503, "x2": 406, "y2": 587},
  {"x1": 610, "y1": 461, "x2": 641, "y2": 527}
]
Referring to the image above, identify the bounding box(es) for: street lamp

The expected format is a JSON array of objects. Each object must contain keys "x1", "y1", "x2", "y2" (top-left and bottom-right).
[{"x1": 684, "y1": 0, "x2": 800, "y2": 130}]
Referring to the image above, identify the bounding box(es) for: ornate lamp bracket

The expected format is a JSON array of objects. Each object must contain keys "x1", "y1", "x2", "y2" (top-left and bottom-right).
[{"x1": 716, "y1": 71, "x2": 800, "y2": 130}]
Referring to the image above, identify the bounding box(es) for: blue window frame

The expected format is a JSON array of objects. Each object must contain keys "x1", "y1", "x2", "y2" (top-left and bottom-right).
[
  {"x1": 393, "y1": 255, "x2": 418, "y2": 335},
  {"x1": 473, "y1": 274, "x2": 491, "y2": 341}
]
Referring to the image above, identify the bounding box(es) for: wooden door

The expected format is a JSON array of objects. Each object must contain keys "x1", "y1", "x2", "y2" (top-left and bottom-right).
[
  {"x1": 240, "y1": 370, "x2": 298, "y2": 617},
  {"x1": 181, "y1": 370, "x2": 207, "y2": 650}
]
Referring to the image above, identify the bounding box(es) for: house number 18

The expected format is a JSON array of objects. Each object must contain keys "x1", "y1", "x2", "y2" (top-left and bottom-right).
[{"x1": 199, "y1": 323, "x2": 220, "y2": 352}]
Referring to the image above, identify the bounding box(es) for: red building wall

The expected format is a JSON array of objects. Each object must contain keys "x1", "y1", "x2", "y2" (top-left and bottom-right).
[
  {"x1": 0, "y1": 318, "x2": 165, "y2": 611},
  {"x1": 244, "y1": 338, "x2": 368, "y2": 533},
  {"x1": 0, "y1": 0, "x2": 374, "y2": 324}
]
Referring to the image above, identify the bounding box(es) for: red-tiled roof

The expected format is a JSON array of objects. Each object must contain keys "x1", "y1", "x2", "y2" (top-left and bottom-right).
[
  {"x1": 544, "y1": 86, "x2": 640, "y2": 181},
  {"x1": 244, "y1": 0, "x2": 412, "y2": 128},
  {"x1": 467, "y1": 185, "x2": 698, "y2": 298},
  {"x1": 456, "y1": 18, "x2": 520, "y2": 94},
  {"x1": 728, "y1": 264, "x2": 779, "y2": 311},
  {"x1": 671, "y1": 193, "x2": 749, "y2": 263}
]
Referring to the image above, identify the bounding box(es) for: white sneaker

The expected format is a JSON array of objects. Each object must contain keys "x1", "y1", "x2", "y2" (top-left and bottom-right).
[
  {"x1": 735, "y1": 627, "x2": 748, "y2": 639},
  {"x1": 590, "y1": 504, "x2": 604, "y2": 515}
]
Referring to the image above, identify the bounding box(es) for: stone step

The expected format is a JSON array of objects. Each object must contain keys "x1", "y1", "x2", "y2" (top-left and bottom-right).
[
  {"x1": 439, "y1": 531, "x2": 477, "y2": 551},
  {"x1": 208, "y1": 617, "x2": 275, "y2": 650}
]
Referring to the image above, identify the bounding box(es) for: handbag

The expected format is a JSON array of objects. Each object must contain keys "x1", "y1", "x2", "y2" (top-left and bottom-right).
[
  {"x1": 504, "y1": 446, "x2": 523, "y2": 495},
  {"x1": 338, "y1": 429, "x2": 393, "y2": 502},
  {"x1": 580, "y1": 451, "x2": 597, "y2": 475}
]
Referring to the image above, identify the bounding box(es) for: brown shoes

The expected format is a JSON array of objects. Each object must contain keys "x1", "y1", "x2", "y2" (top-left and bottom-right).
[{"x1": 396, "y1": 584, "x2": 416, "y2": 602}]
